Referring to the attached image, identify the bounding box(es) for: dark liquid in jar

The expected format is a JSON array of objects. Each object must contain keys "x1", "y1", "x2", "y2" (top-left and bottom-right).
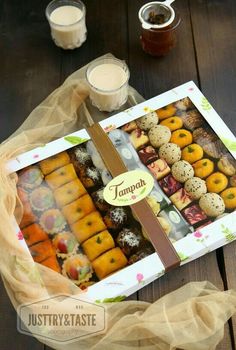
[{"x1": 141, "y1": 14, "x2": 181, "y2": 57}]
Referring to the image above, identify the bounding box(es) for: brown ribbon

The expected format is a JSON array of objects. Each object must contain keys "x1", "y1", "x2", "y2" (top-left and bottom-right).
[{"x1": 86, "y1": 123, "x2": 180, "y2": 271}]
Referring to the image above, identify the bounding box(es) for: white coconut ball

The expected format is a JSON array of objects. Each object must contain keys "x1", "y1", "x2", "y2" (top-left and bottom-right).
[
  {"x1": 199, "y1": 193, "x2": 225, "y2": 217},
  {"x1": 148, "y1": 125, "x2": 171, "y2": 148},
  {"x1": 171, "y1": 160, "x2": 194, "y2": 183},
  {"x1": 136, "y1": 111, "x2": 159, "y2": 131},
  {"x1": 184, "y1": 177, "x2": 207, "y2": 200},
  {"x1": 158, "y1": 143, "x2": 181, "y2": 165}
]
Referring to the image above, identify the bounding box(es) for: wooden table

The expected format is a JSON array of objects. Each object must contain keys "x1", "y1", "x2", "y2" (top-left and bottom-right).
[{"x1": 0, "y1": 1, "x2": 236, "y2": 349}]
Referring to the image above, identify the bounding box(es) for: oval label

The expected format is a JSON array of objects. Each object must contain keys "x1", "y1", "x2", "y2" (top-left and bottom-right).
[{"x1": 103, "y1": 170, "x2": 154, "y2": 206}]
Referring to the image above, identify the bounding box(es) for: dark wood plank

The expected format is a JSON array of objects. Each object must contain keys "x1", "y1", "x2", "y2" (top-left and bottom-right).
[
  {"x1": 0, "y1": 280, "x2": 43, "y2": 350},
  {"x1": 189, "y1": 0, "x2": 236, "y2": 123},
  {"x1": 0, "y1": 1, "x2": 135, "y2": 349},
  {"x1": 0, "y1": 0, "x2": 235, "y2": 349},
  {"x1": 190, "y1": 0, "x2": 236, "y2": 347},
  {"x1": 0, "y1": 0, "x2": 62, "y2": 142},
  {"x1": 128, "y1": 1, "x2": 233, "y2": 348},
  {"x1": 128, "y1": 0, "x2": 198, "y2": 98},
  {"x1": 223, "y1": 244, "x2": 236, "y2": 347},
  {"x1": 60, "y1": 0, "x2": 129, "y2": 80},
  {"x1": 57, "y1": 0, "x2": 138, "y2": 312},
  {"x1": 0, "y1": 1, "x2": 61, "y2": 349}
]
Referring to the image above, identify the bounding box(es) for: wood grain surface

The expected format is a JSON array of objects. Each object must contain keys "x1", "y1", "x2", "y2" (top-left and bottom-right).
[{"x1": 0, "y1": 0, "x2": 235, "y2": 349}]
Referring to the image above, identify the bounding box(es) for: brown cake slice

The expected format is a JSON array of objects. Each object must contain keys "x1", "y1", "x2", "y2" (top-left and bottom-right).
[
  {"x1": 203, "y1": 140, "x2": 228, "y2": 159},
  {"x1": 41, "y1": 256, "x2": 61, "y2": 273},
  {"x1": 30, "y1": 240, "x2": 56, "y2": 263},
  {"x1": 22, "y1": 223, "x2": 48, "y2": 246},
  {"x1": 20, "y1": 202, "x2": 37, "y2": 228},
  {"x1": 180, "y1": 110, "x2": 205, "y2": 131},
  {"x1": 193, "y1": 127, "x2": 217, "y2": 146},
  {"x1": 193, "y1": 127, "x2": 228, "y2": 158}
]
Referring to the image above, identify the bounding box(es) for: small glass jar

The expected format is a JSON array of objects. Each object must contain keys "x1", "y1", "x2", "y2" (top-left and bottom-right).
[
  {"x1": 140, "y1": 9, "x2": 181, "y2": 57},
  {"x1": 86, "y1": 58, "x2": 130, "y2": 112},
  {"x1": 46, "y1": 0, "x2": 87, "y2": 50}
]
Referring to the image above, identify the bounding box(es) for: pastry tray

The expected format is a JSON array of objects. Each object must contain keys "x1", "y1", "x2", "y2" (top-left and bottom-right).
[{"x1": 8, "y1": 81, "x2": 236, "y2": 302}]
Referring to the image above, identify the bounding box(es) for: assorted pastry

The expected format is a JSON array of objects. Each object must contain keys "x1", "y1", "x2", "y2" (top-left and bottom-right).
[
  {"x1": 16, "y1": 148, "x2": 154, "y2": 286},
  {"x1": 120, "y1": 97, "x2": 236, "y2": 235},
  {"x1": 16, "y1": 97, "x2": 236, "y2": 288}
]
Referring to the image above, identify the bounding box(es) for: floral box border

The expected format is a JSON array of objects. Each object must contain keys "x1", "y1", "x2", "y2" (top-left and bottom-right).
[{"x1": 9, "y1": 81, "x2": 236, "y2": 302}]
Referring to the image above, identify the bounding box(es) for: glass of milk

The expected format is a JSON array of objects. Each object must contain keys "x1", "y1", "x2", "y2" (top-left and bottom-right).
[
  {"x1": 46, "y1": 0, "x2": 87, "y2": 50},
  {"x1": 86, "y1": 58, "x2": 130, "y2": 112}
]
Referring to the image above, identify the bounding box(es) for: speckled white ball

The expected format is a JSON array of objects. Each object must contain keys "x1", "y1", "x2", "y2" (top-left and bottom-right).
[
  {"x1": 171, "y1": 160, "x2": 194, "y2": 183},
  {"x1": 199, "y1": 193, "x2": 225, "y2": 217},
  {"x1": 148, "y1": 125, "x2": 171, "y2": 148},
  {"x1": 184, "y1": 177, "x2": 207, "y2": 200},
  {"x1": 158, "y1": 143, "x2": 181, "y2": 165},
  {"x1": 136, "y1": 112, "x2": 159, "y2": 130}
]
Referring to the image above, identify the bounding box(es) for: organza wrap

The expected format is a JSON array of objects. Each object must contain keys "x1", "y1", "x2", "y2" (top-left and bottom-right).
[{"x1": 0, "y1": 54, "x2": 235, "y2": 350}]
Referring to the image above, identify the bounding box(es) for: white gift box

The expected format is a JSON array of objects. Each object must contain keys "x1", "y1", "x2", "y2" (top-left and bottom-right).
[{"x1": 9, "y1": 81, "x2": 236, "y2": 302}]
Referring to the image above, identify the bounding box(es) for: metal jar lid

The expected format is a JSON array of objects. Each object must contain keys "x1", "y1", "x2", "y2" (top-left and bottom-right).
[{"x1": 138, "y1": 0, "x2": 175, "y2": 29}]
